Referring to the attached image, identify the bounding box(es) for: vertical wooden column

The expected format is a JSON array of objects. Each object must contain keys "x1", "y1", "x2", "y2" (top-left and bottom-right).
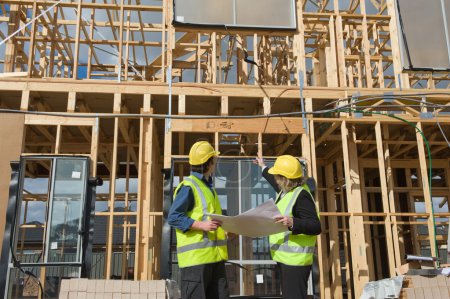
[
  {"x1": 67, "y1": 92, "x2": 76, "y2": 112},
  {"x1": 211, "y1": 32, "x2": 217, "y2": 84},
  {"x1": 4, "y1": 5, "x2": 19, "y2": 72},
  {"x1": 341, "y1": 121, "x2": 369, "y2": 297},
  {"x1": 334, "y1": 1, "x2": 347, "y2": 87},
  {"x1": 375, "y1": 121, "x2": 396, "y2": 276},
  {"x1": 360, "y1": 0, "x2": 373, "y2": 88},
  {"x1": 136, "y1": 93, "x2": 153, "y2": 279},
  {"x1": 86, "y1": 3, "x2": 95, "y2": 79},
  {"x1": 358, "y1": 166, "x2": 375, "y2": 281},
  {"x1": 20, "y1": 90, "x2": 30, "y2": 111},
  {"x1": 325, "y1": 162, "x2": 342, "y2": 299},
  {"x1": 294, "y1": 0, "x2": 306, "y2": 85},
  {"x1": 416, "y1": 122, "x2": 437, "y2": 259},
  {"x1": 383, "y1": 125, "x2": 402, "y2": 267},
  {"x1": 118, "y1": 0, "x2": 125, "y2": 81},
  {"x1": 326, "y1": 16, "x2": 338, "y2": 87},
  {"x1": 405, "y1": 168, "x2": 419, "y2": 254},
  {"x1": 26, "y1": 0, "x2": 38, "y2": 77},
  {"x1": 73, "y1": 0, "x2": 83, "y2": 79},
  {"x1": 105, "y1": 93, "x2": 121, "y2": 279},
  {"x1": 91, "y1": 116, "x2": 99, "y2": 177}
]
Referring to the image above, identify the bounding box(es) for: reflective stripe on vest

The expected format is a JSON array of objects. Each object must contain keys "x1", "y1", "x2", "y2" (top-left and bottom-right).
[
  {"x1": 269, "y1": 185, "x2": 318, "y2": 266},
  {"x1": 177, "y1": 239, "x2": 228, "y2": 253},
  {"x1": 174, "y1": 175, "x2": 228, "y2": 267}
]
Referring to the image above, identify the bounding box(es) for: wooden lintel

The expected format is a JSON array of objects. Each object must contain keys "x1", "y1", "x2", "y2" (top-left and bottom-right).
[{"x1": 170, "y1": 117, "x2": 305, "y2": 134}]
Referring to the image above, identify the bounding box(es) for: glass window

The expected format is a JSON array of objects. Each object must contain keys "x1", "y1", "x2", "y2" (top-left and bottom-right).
[{"x1": 47, "y1": 159, "x2": 88, "y2": 263}]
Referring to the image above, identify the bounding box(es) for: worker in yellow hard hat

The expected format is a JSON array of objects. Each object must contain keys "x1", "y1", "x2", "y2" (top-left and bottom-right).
[
  {"x1": 254, "y1": 155, "x2": 321, "y2": 299},
  {"x1": 168, "y1": 141, "x2": 229, "y2": 299}
]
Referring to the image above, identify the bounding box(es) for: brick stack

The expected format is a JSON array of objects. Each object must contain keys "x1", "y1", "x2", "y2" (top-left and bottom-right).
[
  {"x1": 399, "y1": 275, "x2": 450, "y2": 299},
  {"x1": 59, "y1": 279, "x2": 167, "y2": 299}
]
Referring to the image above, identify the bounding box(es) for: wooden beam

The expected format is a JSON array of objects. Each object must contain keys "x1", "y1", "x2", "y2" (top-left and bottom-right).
[
  {"x1": 170, "y1": 118, "x2": 305, "y2": 134},
  {"x1": 416, "y1": 122, "x2": 437, "y2": 260},
  {"x1": 374, "y1": 121, "x2": 396, "y2": 276},
  {"x1": 341, "y1": 121, "x2": 369, "y2": 297}
]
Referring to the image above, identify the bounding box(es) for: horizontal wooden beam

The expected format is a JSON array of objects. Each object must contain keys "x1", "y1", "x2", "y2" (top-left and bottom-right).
[
  {"x1": 170, "y1": 117, "x2": 306, "y2": 134},
  {"x1": 25, "y1": 114, "x2": 96, "y2": 126}
]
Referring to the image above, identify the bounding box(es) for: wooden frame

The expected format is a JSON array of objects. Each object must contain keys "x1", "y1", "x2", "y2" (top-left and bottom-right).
[{"x1": 1, "y1": 0, "x2": 450, "y2": 298}]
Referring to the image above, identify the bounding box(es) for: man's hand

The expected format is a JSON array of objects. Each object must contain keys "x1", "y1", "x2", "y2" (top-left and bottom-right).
[
  {"x1": 253, "y1": 157, "x2": 266, "y2": 168},
  {"x1": 192, "y1": 220, "x2": 222, "y2": 232},
  {"x1": 274, "y1": 215, "x2": 293, "y2": 228}
]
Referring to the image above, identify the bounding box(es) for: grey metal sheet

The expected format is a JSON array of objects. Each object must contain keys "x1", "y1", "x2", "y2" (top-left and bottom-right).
[
  {"x1": 174, "y1": 0, "x2": 234, "y2": 25},
  {"x1": 173, "y1": 0, "x2": 296, "y2": 29},
  {"x1": 398, "y1": 0, "x2": 450, "y2": 69},
  {"x1": 235, "y1": 0, "x2": 296, "y2": 28}
]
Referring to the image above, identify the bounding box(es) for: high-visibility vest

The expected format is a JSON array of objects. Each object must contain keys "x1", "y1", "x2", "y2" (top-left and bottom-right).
[
  {"x1": 269, "y1": 185, "x2": 319, "y2": 266},
  {"x1": 174, "y1": 175, "x2": 228, "y2": 268}
]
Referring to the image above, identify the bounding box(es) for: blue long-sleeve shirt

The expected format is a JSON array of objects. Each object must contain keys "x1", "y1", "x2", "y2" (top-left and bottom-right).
[{"x1": 168, "y1": 172, "x2": 214, "y2": 232}]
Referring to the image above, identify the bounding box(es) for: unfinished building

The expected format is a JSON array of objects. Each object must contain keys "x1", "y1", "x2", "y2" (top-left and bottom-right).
[{"x1": 0, "y1": 0, "x2": 449, "y2": 298}]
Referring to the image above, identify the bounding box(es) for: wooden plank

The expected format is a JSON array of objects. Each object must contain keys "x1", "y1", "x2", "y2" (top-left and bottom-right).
[
  {"x1": 374, "y1": 121, "x2": 396, "y2": 276},
  {"x1": 24, "y1": 115, "x2": 95, "y2": 126},
  {"x1": 170, "y1": 118, "x2": 305, "y2": 134},
  {"x1": 221, "y1": 96, "x2": 228, "y2": 116},
  {"x1": 90, "y1": 117, "x2": 99, "y2": 177},
  {"x1": 67, "y1": 92, "x2": 76, "y2": 112},
  {"x1": 383, "y1": 124, "x2": 402, "y2": 268},
  {"x1": 341, "y1": 121, "x2": 369, "y2": 297},
  {"x1": 325, "y1": 162, "x2": 343, "y2": 298},
  {"x1": 0, "y1": 114, "x2": 25, "y2": 253},
  {"x1": 105, "y1": 95, "x2": 121, "y2": 279},
  {"x1": 20, "y1": 90, "x2": 30, "y2": 111},
  {"x1": 326, "y1": 16, "x2": 338, "y2": 87},
  {"x1": 359, "y1": 166, "x2": 375, "y2": 281},
  {"x1": 26, "y1": 0, "x2": 37, "y2": 77},
  {"x1": 178, "y1": 95, "x2": 186, "y2": 115},
  {"x1": 72, "y1": 0, "x2": 83, "y2": 79},
  {"x1": 360, "y1": 1, "x2": 373, "y2": 88},
  {"x1": 416, "y1": 122, "x2": 437, "y2": 260}
]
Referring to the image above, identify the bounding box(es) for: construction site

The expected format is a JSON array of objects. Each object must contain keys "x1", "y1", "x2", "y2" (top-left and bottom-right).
[{"x1": 0, "y1": 0, "x2": 450, "y2": 298}]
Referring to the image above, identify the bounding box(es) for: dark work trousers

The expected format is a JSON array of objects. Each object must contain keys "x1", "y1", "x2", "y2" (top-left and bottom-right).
[
  {"x1": 279, "y1": 263, "x2": 312, "y2": 299},
  {"x1": 180, "y1": 261, "x2": 230, "y2": 299}
]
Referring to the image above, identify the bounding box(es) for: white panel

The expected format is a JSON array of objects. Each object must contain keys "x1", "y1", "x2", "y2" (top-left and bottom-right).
[
  {"x1": 173, "y1": 0, "x2": 296, "y2": 29},
  {"x1": 398, "y1": 0, "x2": 450, "y2": 69}
]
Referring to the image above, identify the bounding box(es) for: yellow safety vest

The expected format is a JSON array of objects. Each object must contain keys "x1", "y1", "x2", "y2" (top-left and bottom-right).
[
  {"x1": 174, "y1": 175, "x2": 228, "y2": 268},
  {"x1": 269, "y1": 185, "x2": 319, "y2": 266}
]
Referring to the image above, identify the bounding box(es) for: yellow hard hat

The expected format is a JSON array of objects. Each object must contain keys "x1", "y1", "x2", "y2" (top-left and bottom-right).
[
  {"x1": 268, "y1": 155, "x2": 303, "y2": 179},
  {"x1": 189, "y1": 141, "x2": 219, "y2": 165}
]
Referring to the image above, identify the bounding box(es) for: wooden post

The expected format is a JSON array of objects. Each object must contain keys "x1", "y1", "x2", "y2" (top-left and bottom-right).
[
  {"x1": 416, "y1": 122, "x2": 437, "y2": 259},
  {"x1": 105, "y1": 93, "x2": 121, "y2": 279},
  {"x1": 26, "y1": 0, "x2": 38, "y2": 78},
  {"x1": 375, "y1": 121, "x2": 396, "y2": 276},
  {"x1": 326, "y1": 162, "x2": 342, "y2": 298},
  {"x1": 341, "y1": 121, "x2": 369, "y2": 297},
  {"x1": 73, "y1": 0, "x2": 83, "y2": 79}
]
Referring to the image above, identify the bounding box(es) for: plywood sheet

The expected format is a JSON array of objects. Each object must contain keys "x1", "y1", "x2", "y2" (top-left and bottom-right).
[{"x1": 0, "y1": 113, "x2": 24, "y2": 254}]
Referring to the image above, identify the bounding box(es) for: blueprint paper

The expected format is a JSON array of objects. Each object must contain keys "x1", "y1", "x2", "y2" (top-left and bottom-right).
[{"x1": 206, "y1": 199, "x2": 287, "y2": 237}]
